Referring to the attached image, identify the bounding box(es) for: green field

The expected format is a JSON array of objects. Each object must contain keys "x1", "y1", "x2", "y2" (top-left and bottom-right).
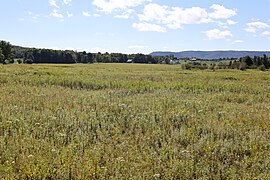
[{"x1": 0, "y1": 64, "x2": 269, "y2": 179}]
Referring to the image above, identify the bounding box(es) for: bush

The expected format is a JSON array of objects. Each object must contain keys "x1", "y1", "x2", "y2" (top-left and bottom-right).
[
  {"x1": 210, "y1": 64, "x2": 216, "y2": 71},
  {"x1": 24, "y1": 59, "x2": 33, "y2": 64},
  {"x1": 198, "y1": 64, "x2": 208, "y2": 70},
  {"x1": 239, "y1": 63, "x2": 247, "y2": 71},
  {"x1": 258, "y1": 65, "x2": 266, "y2": 71},
  {"x1": 17, "y1": 59, "x2": 23, "y2": 64},
  {"x1": 182, "y1": 63, "x2": 192, "y2": 70},
  {"x1": 249, "y1": 65, "x2": 257, "y2": 69},
  {"x1": 217, "y1": 62, "x2": 228, "y2": 69},
  {"x1": 9, "y1": 59, "x2": 14, "y2": 64},
  {"x1": 3, "y1": 59, "x2": 11, "y2": 64}
]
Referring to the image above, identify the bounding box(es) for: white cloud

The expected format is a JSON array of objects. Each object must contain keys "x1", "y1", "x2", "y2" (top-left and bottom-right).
[
  {"x1": 50, "y1": 9, "x2": 63, "y2": 18},
  {"x1": 134, "y1": 3, "x2": 237, "y2": 32},
  {"x1": 138, "y1": 3, "x2": 168, "y2": 22},
  {"x1": 168, "y1": 6, "x2": 210, "y2": 25},
  {"x1": 63, "y1": 0, "x2": 72, "y2": 5},
  {"x1": 138, "y1": 3, "x2": 209, "y2": 30},
  {"x1": 67, "y1": 11, "x2": 73, "y2": 18},
  {"x1": 217, "y1": 20, "x2": 237, "y2": 28},
  {"x1": 217, "y1": 22, "x2": 228, "y2": 29},
  {"x1": 227, "y1": 19, "x2": 237, "y2": 25},
  {"x1": 91, "y1": 2, "x2": 238, "y2": 33},
  {"x1": 93, "y1": 14, "x2": 100, "y2": 17},
  {"x1": 245, "y1": 22, "x2": 270, "y2": 33},
  {"x1": 209, "y1": 4, "x2": 237, "y2": 19},
  {"x1": 233, "y1": 40, "x2": 244, "y2": 43},
  {"x1": 82, "y1": 11, "x2": 91, "y2": 17},
  {"x1": 262, "y1": 31, "x2": 270, "y2": 38},
  {"x1": 114, "y1": 9, "x2": 135, "y2": 19},
  {"x1": 28, "y1": 11, "x2": 33, "y2": 15},
  {"x1": 132, "y1": 22, "x2": 166, "y2": 32},
  {"x1": 92, "y1": 0, "x2": 151, "y2": 13},
  {"x1": 49, "y1": 0, "x2": 59, "y2": 8},
  {"x1": 20, "y1": 11, "x2": 42, "y2": 23},
  {"x1": 204, "y1": 29, "x2": 232, "y2": 40}
]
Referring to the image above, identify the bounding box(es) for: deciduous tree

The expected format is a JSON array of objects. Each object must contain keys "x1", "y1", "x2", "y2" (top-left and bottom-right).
[
  {"x1": 0, "y1": 40, "x2": 13, "y2": 64},
  {"x1": 0, "y1": 48, "x2": 4, "y2": 63}
]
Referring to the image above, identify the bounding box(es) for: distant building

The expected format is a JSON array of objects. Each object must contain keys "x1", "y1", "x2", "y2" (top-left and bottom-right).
[
  {"x1": 126, "y1": 59, "x2": 133, "y2": 63},
  {"x1": 189, "y1": 58, "x2": 197, "y2": 61}
]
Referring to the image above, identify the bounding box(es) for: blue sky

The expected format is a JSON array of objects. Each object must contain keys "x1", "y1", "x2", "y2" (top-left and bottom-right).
[{"x1": 1, "y1": 0, "x2": 270, "y2": 54}]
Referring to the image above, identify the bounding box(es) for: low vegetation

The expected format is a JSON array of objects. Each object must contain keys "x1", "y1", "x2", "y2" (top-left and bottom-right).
[{"x1": 0, "y1": 64, "x2": 269, "y2": 179}]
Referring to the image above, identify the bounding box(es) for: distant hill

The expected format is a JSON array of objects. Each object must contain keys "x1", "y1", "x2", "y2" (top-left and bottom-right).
[{"x1": 150, "y1": 51, "x2": 270, "y2": 60}]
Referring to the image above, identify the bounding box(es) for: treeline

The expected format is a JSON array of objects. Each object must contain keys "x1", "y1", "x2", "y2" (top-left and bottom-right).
[
  {"x1": 1, "y1": 40, "x2": 172, "y2": 64},
  {"x1": 182, "y1": 55, "x2": 270, "y2": 71},
  {"x1": 13, "y1": 45, "x2": 171, "y2": 64},
  {"x1": 238, "y1": 55, "x2": 270, "y2": 69}
]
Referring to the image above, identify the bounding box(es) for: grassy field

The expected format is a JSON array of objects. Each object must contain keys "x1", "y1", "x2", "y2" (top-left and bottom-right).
[{"x1": 0, "y1": 64, "x2": 269, "y2": 179}]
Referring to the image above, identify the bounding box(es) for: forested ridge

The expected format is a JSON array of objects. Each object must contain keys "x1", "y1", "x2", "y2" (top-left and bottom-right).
[{"x1": 12, "y1": 44, "x2": 164, "y2": 64}]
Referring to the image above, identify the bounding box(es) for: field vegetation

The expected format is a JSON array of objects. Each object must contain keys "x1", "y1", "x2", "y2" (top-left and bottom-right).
[{"x1": 0, "y1": 64, "x2": 269, "y2": 179}]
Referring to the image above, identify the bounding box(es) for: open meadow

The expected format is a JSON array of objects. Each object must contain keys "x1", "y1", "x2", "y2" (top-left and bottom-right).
[{"x1": 0, "y1": 64, "x2": 269, "y2": 179}]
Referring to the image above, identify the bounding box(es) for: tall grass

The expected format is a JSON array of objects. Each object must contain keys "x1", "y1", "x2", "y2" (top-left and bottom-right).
[{"x1": 0, "y1": 64, "x2": 269, "y2": 179}]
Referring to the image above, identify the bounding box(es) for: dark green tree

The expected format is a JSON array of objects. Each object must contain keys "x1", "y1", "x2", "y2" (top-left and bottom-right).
[
  {"x1": 81, "y1": 51, "x2": 88, "y2": 63},
  {"x1": 262, "y1": 54, "x2": 269, "y2": 69},
  {"x1": 0, "y1": 40, "x2": 13, "y2": 64},
  {"x1": 243, "y1": 56, "x2": 253, "y2": 67},
  {"x1": 229, "y1": 60, "x2": 232, "y2": 68},
  {"x1": 0, "y1": 48, "x2": 4, "y2": 63},
  {"x1": 87, "y1": 53, "x2": 94, "y2": 63},
  {"x1": 256, "y1": 56, "x2": 262, "y2": 66},
  {"x1": 165, "y1": 57, "x2": 171, "y2": 64}
]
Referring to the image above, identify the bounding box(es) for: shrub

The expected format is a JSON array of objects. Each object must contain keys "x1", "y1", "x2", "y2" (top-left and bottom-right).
[
  {"x1": 258, "y1": 65, "x2": 266, "y2": 71},
  {"x1": 3, "y1": 59, "x2": 11, "y2": 64},
  {"x1": 17, "y1": 59, "x2": 23, "y2": 64},
  {"x1": 210, "y1": 64, "x2": 216, "y2": 71},
  {"x1": 217, "y1": 62, "x2": 228, "y2": 69},
  {"x1": 239, "y1": 63, "x2": 247, "y2": 71},
  {"x1": 24, "y1": 59, "x2": 33, "y2": 64},
  {"x1": 249, "y1": 65, "x2": 257, "y2": 69},
  {"x1": 182, "y1": 63, "x2": 192, "y2": 70},
  {"x1": 198, "y1": 64, "x2": 208, "y2": 70},
  {"x1": 9, "y1": 59, "x2": 14, "y2": 64}
]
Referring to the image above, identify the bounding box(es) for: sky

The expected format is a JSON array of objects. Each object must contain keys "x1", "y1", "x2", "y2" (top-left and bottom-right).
[{"x1": 1, "y1": 0, "x2": 270, "y2": 54}]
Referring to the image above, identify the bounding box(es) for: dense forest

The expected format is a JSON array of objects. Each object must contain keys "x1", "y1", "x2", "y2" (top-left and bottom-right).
[
  {"x1": 1, "y1": 41, "x2": 170, "y2": 64},
  {"x1": 1, "y1": 40, "x2": 270, "y2": 70},
  {"x1": 12, "y1": 44, "x2": 167, "y2": 64}
]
